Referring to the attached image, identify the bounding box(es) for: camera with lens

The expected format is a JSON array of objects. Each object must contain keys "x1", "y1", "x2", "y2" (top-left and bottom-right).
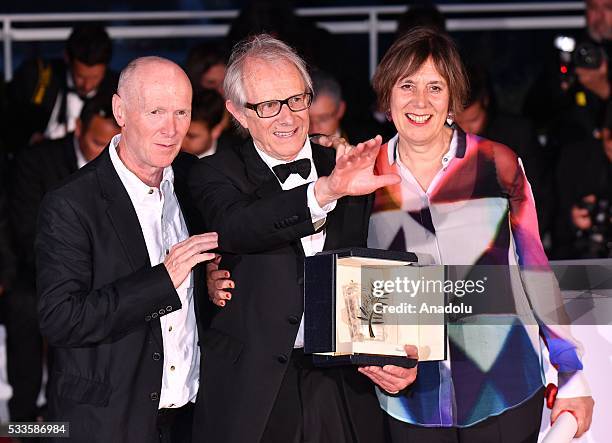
[
  {"x1": 574, "y1": 41, "x2": 605, "y2": 68},
  {"x1": 574, "y1": 196, "x2": 612, "y2": 258},
  {"x1": 554, "y1": 36, "x2": 606, "y2": 90}
]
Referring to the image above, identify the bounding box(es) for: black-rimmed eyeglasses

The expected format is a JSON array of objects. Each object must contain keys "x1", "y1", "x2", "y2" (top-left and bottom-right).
[{"x1": 244, "y1": 91, "x2": 313, "y2": 118}]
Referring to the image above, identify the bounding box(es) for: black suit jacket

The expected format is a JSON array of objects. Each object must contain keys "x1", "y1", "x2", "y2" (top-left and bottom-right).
[
  {"x1": 36, "y1": 147, "x2": 203, "y2": 443},
  {"x1": 188, "y1": 140, "x2": 382, "y2": 443},
  {"x1": 11, "y1": 134, "x2": 78, "y2": 280},
  {"x1": 553, "y1": 138, "x2": 611, "y2": 258},
  {"x1": 0, "y1": 154, "x2": 16, "y2": 295},
  {"x1": 480, "y1": 112, "x2": 553, "y2": 236}
]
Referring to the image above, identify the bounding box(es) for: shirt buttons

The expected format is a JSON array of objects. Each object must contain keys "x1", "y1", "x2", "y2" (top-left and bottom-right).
[
  {"x1": 168, "y1": 326, "x2": 173, "y2": 332},
  {"x1": 148, "y1": 189, "x2": 154, "y2": 195},
  {"x1": 170, "y1": 365, "x2": 175, "y2": 371}
]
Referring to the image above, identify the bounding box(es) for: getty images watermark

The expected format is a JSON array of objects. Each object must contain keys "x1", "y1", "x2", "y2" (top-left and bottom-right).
[
  {"x1": 370, "y1": 274, "x2": 487, "y2": 315},
  {"x1": 357, "y1": 263, "x2": 612, "y2": 326}
]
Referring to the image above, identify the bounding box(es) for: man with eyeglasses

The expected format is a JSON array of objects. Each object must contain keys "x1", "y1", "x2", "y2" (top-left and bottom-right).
[{"x1": 188, "y1": 34, "x2": 410, "y2": 443}]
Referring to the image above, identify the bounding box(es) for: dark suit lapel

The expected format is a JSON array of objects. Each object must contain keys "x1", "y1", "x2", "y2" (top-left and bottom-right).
[
  {"x1": 95, "y1": 148, "x2": 164, "y2": 349},
  {"x1": 171, "y1": 152, "x2": 207, "y2": 328},
  {"x1": 96, "y1": 148, "x2": 150, "y2": 270},
  {"x1": 172, "y1": 151, "x2": 198, "y2": 235},
  {"x1": 311, "y1": 143, "x2": 335, "y2": 178},
  {"x1": 241, "y1": 139, "x2": 309, "y2": 257},
  {"x1": 240, "y1": 140, "x2": 283, "y2": 198}
]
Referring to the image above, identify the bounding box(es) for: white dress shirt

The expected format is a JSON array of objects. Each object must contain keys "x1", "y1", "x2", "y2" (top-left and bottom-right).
[
  {"x1": 254, "y1": 138, "x2": 337, "y2": 348},
  {"x1": 109, "y1": 134, "x2": 200, "y2": 408},
  {"x1": 44, "y1": 72, "x2": 95, "y2": 140}
]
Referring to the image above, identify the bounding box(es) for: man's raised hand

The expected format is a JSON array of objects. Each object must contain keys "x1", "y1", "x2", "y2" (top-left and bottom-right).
[
  {"x1": 314, "y1": 135, "x2": 401, "y2": 207},
  {"x1": 164, "y1": 232, "x2": 218, "y2": 288}
]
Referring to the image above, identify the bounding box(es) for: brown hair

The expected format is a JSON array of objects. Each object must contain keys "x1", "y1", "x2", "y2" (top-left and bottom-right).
[{"x1": 372, "y1": 27, "x2": 468, "y2": 116}]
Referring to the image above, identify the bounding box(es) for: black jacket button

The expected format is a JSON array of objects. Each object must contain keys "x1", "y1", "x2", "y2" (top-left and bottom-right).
[
  {"x1": 145, "y1": 315, "x2": 152, "y2": 322},
  {"x1": 288, "y1": 316, "x2": 299, "y2": 325},
  {"x1": 152, "y1": 352, "x2": 161, "y2": 361},
  {"x1": 277, "y1": 354, "x2": 288, "y2": 364},
  {"x1": 150, "y1": 392, "x2": 159, "y2": 401}
]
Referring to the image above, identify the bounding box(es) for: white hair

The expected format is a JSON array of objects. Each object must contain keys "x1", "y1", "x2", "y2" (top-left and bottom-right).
[{"x1": 223, "y1": 34, "x2": 312, "y2": 108}]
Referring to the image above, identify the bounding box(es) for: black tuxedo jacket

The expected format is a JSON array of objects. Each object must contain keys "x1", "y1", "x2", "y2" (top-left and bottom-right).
[
  {"x1": 35, "y1": 147, "x2": 203, "y2": 443},
  {"x1": 0, "y1": 154, "x2": 16, "y2": 294},
  {"x1": 11, "y1": 134, "x2": 78, "y2": 280},
  {"x1": 188, "y1": 140, "x2": 382, "y2": 443}
]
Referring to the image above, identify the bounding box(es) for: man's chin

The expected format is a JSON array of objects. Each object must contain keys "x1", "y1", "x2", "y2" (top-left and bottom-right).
[{"x1": 274, "y1": 137, "x2": 307, "y2": 154}]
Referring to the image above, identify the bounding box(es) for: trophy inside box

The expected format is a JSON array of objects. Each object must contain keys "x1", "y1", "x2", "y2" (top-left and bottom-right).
[{"x1": 304, "y1": 248, "x2": 447, "y2": 367}]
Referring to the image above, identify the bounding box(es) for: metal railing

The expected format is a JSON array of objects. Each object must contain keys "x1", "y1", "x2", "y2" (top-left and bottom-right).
[{"x1": 0, "y1": 2, "x2": 586, "y2": 81}]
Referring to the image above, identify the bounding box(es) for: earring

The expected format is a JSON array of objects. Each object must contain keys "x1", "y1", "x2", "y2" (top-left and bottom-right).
[
  {"x1": 385, "y1": 110, "x2": 393, "y2": 122},
  {"x1": 446, "y1": 113, "x2": 454, "y2": 126}
]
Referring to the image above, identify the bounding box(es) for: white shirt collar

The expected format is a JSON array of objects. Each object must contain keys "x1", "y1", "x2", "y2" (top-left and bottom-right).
[
  {"x1": 387, "y1": 128, "x2": 458, "y2": 170},
  {"x1": 108, "y1": 134, "x2": 175, "y2": 202},
  {"x1": 196, "y1": 138, "x2": 218, "y2": 159}
]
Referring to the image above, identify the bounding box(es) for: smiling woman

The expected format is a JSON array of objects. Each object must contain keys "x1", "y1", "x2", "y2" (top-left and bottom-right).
[{"x1": 367, "y1": 27, "x2": 594, "y2": 442}]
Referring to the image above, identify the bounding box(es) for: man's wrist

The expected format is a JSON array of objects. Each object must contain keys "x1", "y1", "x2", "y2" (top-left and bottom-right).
[
  {"x1": 314, "y1": 177, "x2": 342, "y2": 207},
  {"x1": 307, "y1": 182, "x2": 336, "y2": 222}
]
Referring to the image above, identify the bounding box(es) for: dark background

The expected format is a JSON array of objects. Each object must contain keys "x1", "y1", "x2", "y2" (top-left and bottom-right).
[{"x1": 0, "y1": 1, "x2": 586, "y2": 115}]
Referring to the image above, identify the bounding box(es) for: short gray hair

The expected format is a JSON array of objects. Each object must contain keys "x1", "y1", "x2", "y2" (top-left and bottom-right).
[{"x1": 223, "y1": 34, "x2": 312, "y2": 108}]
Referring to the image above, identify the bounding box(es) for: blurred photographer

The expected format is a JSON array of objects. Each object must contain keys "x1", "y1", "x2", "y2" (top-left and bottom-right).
[
  {"x1": 523, "y1": 0, "x2": 611, "y2": 149},
  {"x1": 571, "y1": 193, "x2": 611, "y2": 258},
  {"x1": 554, "y1": 101, "x2": 612, "y2": 258},
  {"x1": 574, "y1": 0, "x2": 611, "y2": 99}
]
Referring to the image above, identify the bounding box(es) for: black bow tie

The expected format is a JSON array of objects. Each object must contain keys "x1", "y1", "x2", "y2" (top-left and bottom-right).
[
  {"x1": 57, "y1": 86, "x2": 84, "y2": 125},
  {"x1": 272, "y1": 158, "x2": 311, "y2": 183}
]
